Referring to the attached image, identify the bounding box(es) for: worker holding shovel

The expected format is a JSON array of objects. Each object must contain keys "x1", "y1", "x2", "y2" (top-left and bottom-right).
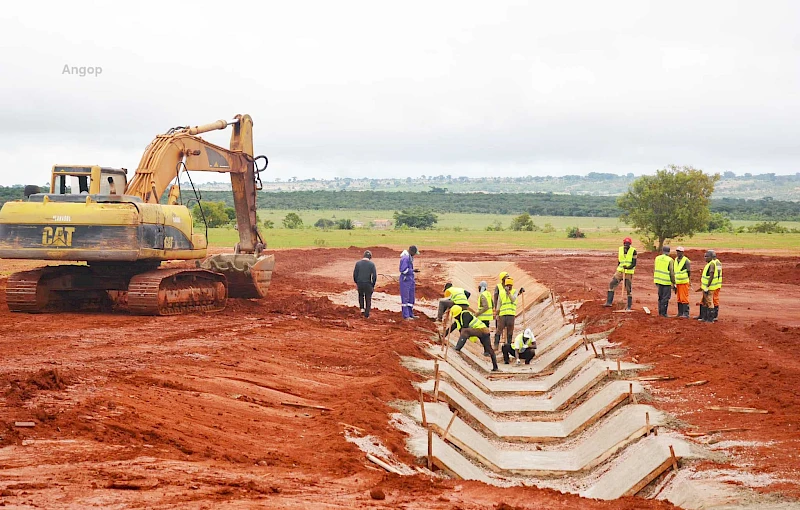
[{"x1": 603, "y1": 237, "x2": 637, "y2": 310}]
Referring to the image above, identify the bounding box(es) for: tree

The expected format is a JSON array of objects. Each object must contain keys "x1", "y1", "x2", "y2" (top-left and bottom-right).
[
  {"x1": 705, "y1": 212, "x2": 733, "y2": 233},
  {"x1": 282, "y1": 212, "x2": 304, "y2": 229},
  {"x1": 617, "y1": 165, "x2": 719, "y2": 251},
  {"x1": 262, "y1": 219, "x2": 275, "y2": 230},
  {"x1": 336, "y1": 218, "x2": 354, "y2": 230},
  {"x1": 509, "y1": 212, "x2": 539, "y2": 231},
  {"x1": 393, "y1": 208, "x2": 438, "y2": 229},
  {"x1": 314, "y1": 218, "x2": 335, "y2": 229},
  {"x1": 566, "y1": 226, "x2": 586, "y2": 238},
  {"x1": 191, "y1": 201, "x2": 230, "y2": 227}
]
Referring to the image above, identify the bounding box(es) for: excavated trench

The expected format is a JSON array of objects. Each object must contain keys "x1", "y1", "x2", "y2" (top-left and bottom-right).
[{"x1": 370, "y1": 262, "x2": 777, "y2": 508}]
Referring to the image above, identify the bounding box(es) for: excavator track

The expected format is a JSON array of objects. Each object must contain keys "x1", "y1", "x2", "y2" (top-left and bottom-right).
[
  {"x1": 127, "y1": 268, "x2": 227, "y2": 316},
  {"x1": 6, "y1": 269, "x2": 48, "y2": 312}
]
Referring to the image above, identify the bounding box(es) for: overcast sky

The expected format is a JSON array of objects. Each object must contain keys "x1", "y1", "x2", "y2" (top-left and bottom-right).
[{"x1": 0, "y1": 1, "x2": 798, "y2": 186}]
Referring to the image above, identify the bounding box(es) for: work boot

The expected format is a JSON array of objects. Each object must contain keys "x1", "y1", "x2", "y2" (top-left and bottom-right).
[
  {"x1": 626, "y1": 296, "x2": 632, "y2": 311},
  {"x1": 700, "y1": 307, "x2": 712, "y2": 323},
  {"x1": 696, "y1": 306, "x2": 706, "y2": 320},
  {"x1": 603, "y1": 290, "x2": 614, "y2": 307},
  {"x1": 454, "y1": 337, "x2": 467, "y2": 351},
  {"x1": 679, "y1": 303, "x2": 688, "y2": 318},
  {"x1": 711, "y1": 307, "x2": 718, "y2": 322}
]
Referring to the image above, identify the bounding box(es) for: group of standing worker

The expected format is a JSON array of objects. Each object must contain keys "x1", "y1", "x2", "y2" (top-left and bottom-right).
[{"x1": 603, "y1": 238, "x2": 722, "y2": 322}]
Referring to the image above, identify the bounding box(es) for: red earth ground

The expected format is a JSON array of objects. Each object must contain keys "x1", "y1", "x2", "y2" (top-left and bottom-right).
[{"x1": 0, "y1": 245, "x2": 798, "y2": 509}]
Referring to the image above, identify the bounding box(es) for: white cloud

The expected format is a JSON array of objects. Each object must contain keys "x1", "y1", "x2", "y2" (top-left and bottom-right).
[{"x1": 0, "y1": 0, "x2": 798, "y2": 186}]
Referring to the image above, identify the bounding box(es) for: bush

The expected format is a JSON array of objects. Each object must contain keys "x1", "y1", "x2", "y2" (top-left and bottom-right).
[
  {"x1": 485, "y1": 220, "x2": 504, "y2": 231},
  {"x1": 283, "y1": 212, "x2": 304, "y2": 229},
  {"x1": 336, "y1": 218, "x2": 354, "y2": 230},
  {"x1": 610, "y1": 225, "x2": 620, "y2": 234},
  {"x1": 510, "y1": 213, "x2": 540, "y2": 231},
  {"x1": 542, "y1": 222, "x2": 556, "y2": 233},
  {"x1": 705, "y1": 212, "x2": 733, "y2": 232},
  {"x1": 393, "y1": 208, "x2": 438, "y2": 229},
  {"x1": 748, "y1": 221, "x2": 787, "y2": 234},
  {"x1": 567, "y1": 226, "x2": 586, "y2": 238},
  {"x1": 262, "y1": 219, "x2": 274, "y2": 229},
  {"x1": 313, "y1": 238, "x2": 327, "y2": 246},
  {"x1": 314, "y1": 218, "x2": 335, "y2": 229}
]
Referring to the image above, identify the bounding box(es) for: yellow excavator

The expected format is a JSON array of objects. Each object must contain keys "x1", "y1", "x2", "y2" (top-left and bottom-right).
[{"x1": 0, "y1": 114, "x2": 274, "y2": 315}]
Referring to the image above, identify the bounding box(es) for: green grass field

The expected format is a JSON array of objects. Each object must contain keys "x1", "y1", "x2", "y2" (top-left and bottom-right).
[{"x1": 202, "y1": 211, "x2": 800, "y2": 252}]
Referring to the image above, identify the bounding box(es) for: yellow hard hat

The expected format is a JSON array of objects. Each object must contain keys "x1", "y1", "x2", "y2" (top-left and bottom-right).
[
  {"x1": 499, "y1": 271, "x2": 508, "y2": 282},
  {"x1": 450, "y1": 304, "x2": 462, "y2": 317},
  {"x1": 504, "y1": 277, "x2": 514, "y2": 286},
  {"x1": 444, "y1": 288, "x2": 452, "y2": 298}
]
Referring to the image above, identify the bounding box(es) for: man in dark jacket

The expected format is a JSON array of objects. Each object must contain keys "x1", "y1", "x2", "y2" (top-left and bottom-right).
[{"x1": 353, "y1": 250, "x2": 377, "y2": 318}]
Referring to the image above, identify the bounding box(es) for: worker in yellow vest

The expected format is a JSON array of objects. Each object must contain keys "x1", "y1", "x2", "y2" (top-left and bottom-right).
[
  {"x1": 492, "y1": 271, "x2": 510, "y2": 343},
  {"x1": 673, "y1": 247, "x2": 691, "y2": 318},
  {"x1": 445, "y1": 304, "x2": 499, "y2": 371},
  {"x1": 475, "y1": 281, "x2": 494, "y2": 328},
  {"x1": 494, "y1": 277, "x2": 524, "y2": 349},
  {"x1": 502, "y1": 328, "x2": 537, "y2": 365},
  {"x1": 603, "y1": 237, "x2": 637, "y2": 310},
  {"x1": 697, "y1": 250, "x2": 722, "y2": 323},
  {"x1": 653, "y1": 246, "x2": 676, "y2": 317},
  {"x1": 437, "y1": 282, "x2": 473, "y2": 321}
]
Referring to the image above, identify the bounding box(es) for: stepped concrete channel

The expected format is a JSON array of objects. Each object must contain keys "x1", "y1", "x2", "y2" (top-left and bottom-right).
[{"x1": 392, "y1": 262, "x2": 789, "y2": 509}]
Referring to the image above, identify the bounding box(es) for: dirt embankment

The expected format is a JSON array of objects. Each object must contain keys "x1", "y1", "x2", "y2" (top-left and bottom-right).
[{"x1": 0, "y1": 246, "x2": 797, "y2": 507}]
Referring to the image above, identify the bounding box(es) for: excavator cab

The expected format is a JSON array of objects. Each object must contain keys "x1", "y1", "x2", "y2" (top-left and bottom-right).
[{"x1": 46, "y1": 166, "x2": 128, "y2": 197}]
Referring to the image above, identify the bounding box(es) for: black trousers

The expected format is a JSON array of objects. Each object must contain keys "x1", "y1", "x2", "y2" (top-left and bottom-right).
[
  {"x1": 656, "y1": 284, "x2": 671, "y2": 316},
  {"x1": 502, "y1": 345, "x2": 535, "y2": 364},
  {"x1": 454, "y1": 331, "x2": 498, "y2": 371},
  {"x1": 357, "y1": 282, "x2": 374, "y2": 317}
]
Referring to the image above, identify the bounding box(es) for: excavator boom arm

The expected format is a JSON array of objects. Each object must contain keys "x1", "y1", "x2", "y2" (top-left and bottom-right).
[{"x1": 124, "y1": 114, "x2": 263, "y2": 253}]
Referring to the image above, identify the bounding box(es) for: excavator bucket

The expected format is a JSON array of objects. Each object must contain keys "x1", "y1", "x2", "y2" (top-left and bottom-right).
[{"x1": 199, "y1": 253, "x2": 275, "y2": 299}]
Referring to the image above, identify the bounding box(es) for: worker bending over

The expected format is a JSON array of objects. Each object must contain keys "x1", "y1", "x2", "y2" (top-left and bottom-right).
[
  {"x1": 502, "y1": 328, "x2": 537, "y2": 365},
  {"x1": 437, "y1": 282, "x2": 473, "y2": 321},
  {"x1": 446, "y1": 304, "x2": 499, "y2": 372}
]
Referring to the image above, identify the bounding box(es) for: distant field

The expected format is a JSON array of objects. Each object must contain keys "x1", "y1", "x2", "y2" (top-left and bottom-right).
[
  {"x1": 206, "y1": 210, "x2": 800, "y2": 252},
  {"x1": 256, "y1": 209, "x2": 627, "y2": 231}
]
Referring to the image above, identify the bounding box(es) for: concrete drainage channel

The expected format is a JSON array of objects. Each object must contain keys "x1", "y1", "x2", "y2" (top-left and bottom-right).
[{"x1": 389, "y1": 262, "x2": 786, "y2": 509}]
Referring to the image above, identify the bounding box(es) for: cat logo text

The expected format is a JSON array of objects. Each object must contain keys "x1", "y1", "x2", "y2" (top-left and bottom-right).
[{"x1": 42, "y1": 226, "x2": 76, "y2": 247}]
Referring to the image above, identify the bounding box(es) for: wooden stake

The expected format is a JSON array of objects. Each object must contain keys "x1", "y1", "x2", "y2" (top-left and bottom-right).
[
  {"x1": 706, "y1": 406, "x2": 769, "y2": 414},
  {"x1": 419, "y1": 388, "x2": 427, "y2": 427},
  {"x1": 427, "y1": 428, "x2": 433, "y2": 470},
  {"x1": 601, "y1": 346, "x2": 606, "y2": 359},
  {"x1": 685, "y1": 380, "x2": 709, "y2": 387},
  {"x1": 559, "y1": 302, "x2": 566, "y2": 319},
  {"x1": 443, "y1": 410, "x2": 458, "y2": 443},
  {"x1": 280, "y1": 402, "x2": 332, "y2": 411},
  {"x1": 366, "y1": 453, "x2": 402, "y2": 475},
  {"x1": 617, "y1": 359, "x2": 621, "y2": 374},
  {"x1": 433, "y1": 361, "x2": 440, "y2": 402},
  {"x1": 629, "y1": 383, "x2": 637, "y2": 404},
  {"x1": 669, "y1": 445, "x2": 678, "y2": 471},
  {"x1": 654, "y1": 425, "x2": 658, "y2": 436},
  {"x1": 636, "y1": 375, "x2": 676, "y2": 382},
  {"x1": 591, "y1": 342, "x2": 598, "y2": 357},
  {"x1": 645, "y1": 412, "x2": 650, "y2": 435}
]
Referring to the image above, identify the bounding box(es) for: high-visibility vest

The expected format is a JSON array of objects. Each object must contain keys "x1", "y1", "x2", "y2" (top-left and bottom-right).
[
  {"x1": 454, "y1": 311, "x2": 486, "y2": 343},
  {"x1": 497, "y1": 286, "x2": 517, "y2": 317},
  {"x1": 477, "y1": 290, "x2": 493, "y2": 322},
  {"x1": 653, "y1": 254, "x2": 673, "y2": 286},
  {"x1": 675, "y1": 256, "x2": 690, "y2": 285},
  {"x1": 512, "y1": 332, "x2": 535, "y2": 351},
  {"x1": 701, "y1": 261, "x2": 715, "y2": 291},
  {"x1": 617, "y1": 246, "x2": 635, "y2": 274},
  {"x1": 710, "y1": 260, "x2": 722, "y2": 290},
  {"x1": 447, "y1": 287, "x2": 470, "y2": 306}
]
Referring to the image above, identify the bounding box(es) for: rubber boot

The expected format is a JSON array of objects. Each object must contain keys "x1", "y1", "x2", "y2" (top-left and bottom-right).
[
  {"x1": 626, "y1": 296, "x2": 632, "y2": 311},
  {"x1": 700, "y1": 307, "x2": 712, "y2": 323},
  {"x1": 696, "y1": 306, "x2": 706, "y2": 320},
  {"x1": 454, "y1": 337, "x2": 467, "y2": 351},
  {"x1": 679, "y1": 303, "x2": 688, "y2": 318},
  {"x1": 603, "y1": 290, "x2": 614, "y2": 307},
  {"x1": 711, "y1": 307, "x2": 718, "y2": 322}
]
